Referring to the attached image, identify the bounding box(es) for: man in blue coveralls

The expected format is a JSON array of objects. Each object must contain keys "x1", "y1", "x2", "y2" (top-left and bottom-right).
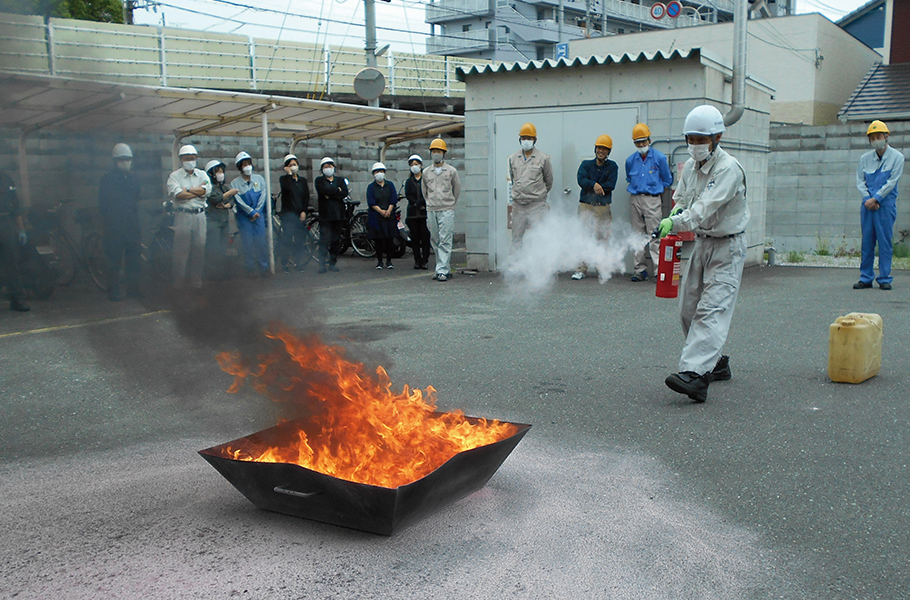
[{"x1": 855, "y1": 120, "x2": 904, "y2": 291}]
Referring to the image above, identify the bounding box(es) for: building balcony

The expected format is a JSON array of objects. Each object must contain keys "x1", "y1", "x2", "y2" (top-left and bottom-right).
[
  {"x1": 426, "y1": 29, "x2": 495, "y2": 55},
  {"x1": 425, "y1": 0, "x2": 495, "y2": 24}
]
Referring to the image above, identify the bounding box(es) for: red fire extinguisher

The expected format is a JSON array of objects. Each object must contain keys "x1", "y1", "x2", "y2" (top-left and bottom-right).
[{"x1": 655, "y1": 234, "x2": 683, "y2": 298}]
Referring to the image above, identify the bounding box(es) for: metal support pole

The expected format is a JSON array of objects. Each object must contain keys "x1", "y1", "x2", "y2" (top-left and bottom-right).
[
  {"x1": 249, "y1": 36, "x2": 257, "y2": 91},
  {"x1": 158, "y1": 26, "x2": 167, "y2": 86},
  {"x1": 46, "y1": 21, "x2": 56, "y2": 76},
  {"x1": 17, "y1": 132, "x2": 31, "y2": 209},
  {"x1": 388, "y1": 50, "x2": 394, "y2": 96},
  {"x1": 324, "y1": 46, "x2": 331, "y2": 95},
  {"x1": 558, "y1": 0, "x2": 564, "y2": 44},
  {"x1": 585, "y1": 0, "x2": 592, "y2": 37},
  {"x1": 262, "y1": 112, "x2": 275, "y2": 274}
]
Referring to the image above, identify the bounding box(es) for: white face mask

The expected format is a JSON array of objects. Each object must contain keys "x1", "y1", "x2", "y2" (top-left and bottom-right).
[
  {"x1": 117, "y1": 161, "x2": 131, "y2": 172},
  {"x1": 215, "y1": 172, "x2": 225, "y2": 183},
  {"x1": 242, "y1": 165, "x2": 253, "y2": 176},
  {"x1": 410, "y1": 164, "x2": 422, "y2": 175},
  {"x1": 374, "y1": 172, "x2": 385, "y2": 183},
  {"x1": 322, "y1": 167, "x2": 335, "y2": 178},
  {"x1": 687, "y1": 143, "x2": 711, "y2": 162},
  {"x1": 431, "y1": 152, "x2": 444, "y2": 164},
  {"x1": 520, "y1": 139, "x2": 535, "y2": 152},
  {"x1": 871, "y1": 139, "x2": 887, "y2": 151},
  {"x1": 289, "y1": 165, "x2": 299, "y2": 174},
  {"x1": 182, "y1": 160, "x2": 196, "y2": 172},
  {"x1": 637, "y1": 145, "x2": 650, "y2": 156}
]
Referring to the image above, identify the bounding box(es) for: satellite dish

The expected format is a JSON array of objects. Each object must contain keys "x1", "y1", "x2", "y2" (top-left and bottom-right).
[{"x1": 353, "y1": 68, "x2": 386, "y2": 101}]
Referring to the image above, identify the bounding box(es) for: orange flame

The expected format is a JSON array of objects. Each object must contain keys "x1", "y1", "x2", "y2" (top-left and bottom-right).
[{"x1": 215, "y1": 327, "x2": 518, "y2": 489}]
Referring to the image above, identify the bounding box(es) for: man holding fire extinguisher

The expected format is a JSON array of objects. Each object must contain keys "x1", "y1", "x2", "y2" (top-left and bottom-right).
[{"x1": 657, "y1": 105, "x2": 749, "y2": 403}]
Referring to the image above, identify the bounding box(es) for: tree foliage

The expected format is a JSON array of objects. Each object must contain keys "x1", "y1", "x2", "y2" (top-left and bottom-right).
[{"x1": 0, "y1": 0, "x2": 124, "y2": 23}]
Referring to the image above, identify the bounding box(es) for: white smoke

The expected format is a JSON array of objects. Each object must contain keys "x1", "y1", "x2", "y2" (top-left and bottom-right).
[{"x1": 504, "y1": 205, "x2": 651, "y2": 297}]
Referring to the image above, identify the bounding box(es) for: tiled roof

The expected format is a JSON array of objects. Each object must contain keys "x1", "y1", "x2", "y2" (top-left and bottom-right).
[{"x1": 839, "y1": 62, "x2": 910, "y2": 122}]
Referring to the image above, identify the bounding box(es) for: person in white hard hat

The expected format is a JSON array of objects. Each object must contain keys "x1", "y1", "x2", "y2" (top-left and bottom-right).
[
  {"x1": 403, "y1": 154, "x2": 430, "y2": 270},
  {"x1": 277, "y1": 154, "x2": 311, "y2": 273},
  {"x1": 166, "y1": 144, "x2": 211, "y2": 290},
  {"x1": 230, "y1": 151, "x2": 270, "y2": 277},
  {"x1": 366, "y1": 162, "x2": 398, "y2": 270},
  {"x1": 98, "y1": 143, "x2": 142, "y2": 301},
  {"x1": 313, "y1": 157, "x2": 349, "y2": 273},
  {"x1": 657, "y1": 105, "x2": 749, "y2": 403},
  {"x1": 204, "y1": 159, "x2": 238, "y2": 280}
]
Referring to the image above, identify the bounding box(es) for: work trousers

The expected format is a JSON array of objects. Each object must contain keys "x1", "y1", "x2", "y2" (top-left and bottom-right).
[
  {"x1": 575, "y1": 202, "x2": 612, "y2": 275},
  {"x1": 172, "y1": 211, "x2": 206, "y2": 289},
  {"x1": 407, "y1": 216, "x2": 431, "y2": 266},
  {"x1": 205, "y1": 216, "x2": 231, "y2": 280},
  {"x1": 319, "y1": 219, "x2": 343, "y2": 266},
  {"x1": 510, "y1": 201, "x2": 548, "y2": 253},
  {"x1": 428, "y1": 209, "x2": 455, "y2": 276},
  {"x1": 859, "y1": 201, "x2": 897, "y2": 285},
  {"x1": 103, "y1": 231, "x2": 141, "y2": 295},
  {"x1": 236, "y1": 212, "x2": 269, "y2": 273},
  {"x1": 630, "y1": 193, "x2": 662, "y2": 274},
  {"x1": 278, "y1": 212, "x2": 307, "y2": 268},
  {"x1": 678, "y1": 234, "x2": 746, "y2": 376},
  {"x1": 0, "y1": 221, "x2": 24, "y2": 301}
]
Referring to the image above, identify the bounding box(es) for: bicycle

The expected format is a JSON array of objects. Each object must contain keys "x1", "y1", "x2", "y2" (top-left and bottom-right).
[
  {"x1": 29, "y1": 198, "x2": 107, "y2": 291},
  {"x1": 305, "y1": 198, "x2": 375, "y2": 259}
]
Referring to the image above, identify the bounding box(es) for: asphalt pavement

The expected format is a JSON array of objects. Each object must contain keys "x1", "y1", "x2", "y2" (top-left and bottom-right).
[{"x1": 1, "y1": 257, "x2": 907, "y2": 599}]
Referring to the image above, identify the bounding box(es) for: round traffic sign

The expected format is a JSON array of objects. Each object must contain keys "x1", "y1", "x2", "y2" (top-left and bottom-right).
[
  {"x1": 650, "y1": 2, "x2": 666, "y2": 19},
  {"x1": 666, "y1": 0, "x2": 682, "y2": 17}
]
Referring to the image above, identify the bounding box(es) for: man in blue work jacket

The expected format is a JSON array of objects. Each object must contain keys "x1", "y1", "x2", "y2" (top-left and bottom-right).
[
  {"x1": 572, "y1": 134, "x2": 618, "y2": 280},
  {"x1": 626, "y1": 122, "x2": 673, "y2": 282},
  {"x1": 855, "y1": 120, "x2": 904, "y2": 291}
]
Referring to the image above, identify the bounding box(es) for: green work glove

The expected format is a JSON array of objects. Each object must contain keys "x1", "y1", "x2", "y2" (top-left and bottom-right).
[
  {"x1": 669, "y1": 205, "x2": 683, "y2": 217},
  {"x1": 658, "y1": 218, "x2": 673, "y2": 238}
]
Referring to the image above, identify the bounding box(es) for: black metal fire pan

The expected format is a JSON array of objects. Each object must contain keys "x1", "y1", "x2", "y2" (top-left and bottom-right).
[{"x1": 199, "y1": 416, "x2": 530, "y2": 536}]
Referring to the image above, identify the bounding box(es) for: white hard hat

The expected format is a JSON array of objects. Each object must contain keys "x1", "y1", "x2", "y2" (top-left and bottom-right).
[
  {"x1": 283, "y1": 154, "x2": 298, "y2": 166},
  {"x1": 235, "y1": 151, "x2": 252, "y2": 166},
  {"x1": 407, "y1": 154, "x2": 423, "y2": 164},
  {"x1": 320, "y1": 157, "x2": 335, "y2": 168},
  {"x1": 112, "y1": 143, "x2": 132, "y2": 159},
  {"x1": 205, "y1": 159, "x2": 225, "y2": 173},
  {"x1": 371, "y1": 162, "x2": 386, "y2": 172},
  {"x1": 682, "y1": 105, "x2": 726, "y2": 136},
  {"x1": 178, "y1": 144, "x2": 198, "y2": 157}
]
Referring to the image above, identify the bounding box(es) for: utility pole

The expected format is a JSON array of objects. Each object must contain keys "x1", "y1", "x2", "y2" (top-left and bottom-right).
[
  {"x1": 585, "y1": 0, "x2": 592, "y2": 37},
  {"x1": 558, "y1": 0, "x2": 564, "y2": 44},
  {"x1": 123, "y1": 0, "x2": 134, "y2": 24},
  {"x1": 364, "y1": 0, "x2": 380, "y2": 107}
]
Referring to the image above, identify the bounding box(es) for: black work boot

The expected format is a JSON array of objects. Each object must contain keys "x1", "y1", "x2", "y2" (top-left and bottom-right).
[
  {"x1": 10, "y1": 298, "x2": 30, "y2": 312},
  {"x1": 665, "y1": 371, "x2": 709, "y2": 403},
  {"x1": 710, "y1": 355, "x2": 732, "y2": 382}
]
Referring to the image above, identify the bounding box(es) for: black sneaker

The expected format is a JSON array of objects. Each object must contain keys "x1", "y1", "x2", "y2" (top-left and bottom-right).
[
  {"x1": 710, "y1": 355, "x2": 731, "y2": 382},
  {"x1": 318, "y1": 266, "x2": 327, "y2": 274},
  {"x1": 631, "y1": 270, "x2": 648, "y2": 282},
  {"x1": 376, "y1": 264, "x2": 384, "y2": 270},
  {"x1": 328, "y1": 264, "x2": 339, "y2": 272},
  {"x1": 386, "y1": 263, "x2": 394, "y2": 269},
  {"x1": 880, "y1": 283, "x2": 892, "y2": 290},
  {"x1": 414, "y1": 263, "x2": 422, "y2": 270},
  {"x1": 665, "y1": 371, "x2": 709, "y2": 403},
  {"x1": 853, "y1": 281, "x2": 872, "y2": 289}
]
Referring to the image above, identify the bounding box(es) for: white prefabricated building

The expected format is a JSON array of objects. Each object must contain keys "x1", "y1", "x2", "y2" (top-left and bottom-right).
[{"x1": 456, "y1": 49, "x2": 774, "y2": 272}]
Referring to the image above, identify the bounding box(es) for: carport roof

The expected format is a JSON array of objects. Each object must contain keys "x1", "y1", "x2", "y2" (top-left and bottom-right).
[{"x1": 0, "y1": 70, "x2": 464, "y2": 143}]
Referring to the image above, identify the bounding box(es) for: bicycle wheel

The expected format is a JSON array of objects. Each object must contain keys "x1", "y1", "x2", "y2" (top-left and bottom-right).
[
  {"x1": 84, "y1": 233, "x2": 108, "y2": 291},
  {"x1": 46, "y1": 232, "x2": 77, "y2": 286},
  {"x1": 350, "y1": 213, "x2": 376, "y2": 258}
]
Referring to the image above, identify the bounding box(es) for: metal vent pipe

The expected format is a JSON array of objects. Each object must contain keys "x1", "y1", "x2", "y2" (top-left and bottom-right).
[{"x1": 724, "y1": 0, "x2": 748, "y2": 127}]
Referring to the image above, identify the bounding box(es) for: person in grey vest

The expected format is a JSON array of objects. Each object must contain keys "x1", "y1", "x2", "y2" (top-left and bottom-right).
[{"x1": 657, "y1": 105, "x2": 749, "y2": 403}]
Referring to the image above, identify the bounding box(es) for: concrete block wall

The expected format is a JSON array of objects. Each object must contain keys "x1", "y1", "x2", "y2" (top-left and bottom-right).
[
  {"x1": 0, "y1": 127, "x2": 463, "y2": 240},
  {"x1": 767, "y1": 121, "x2": 910, "y2": 254}
]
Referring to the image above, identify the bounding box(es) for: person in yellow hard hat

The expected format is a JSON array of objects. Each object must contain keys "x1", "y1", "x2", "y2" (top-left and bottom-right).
[
  {"x1": 508, "y1": 123, "x2": 553, "y2": 252},
  {"x1": 625, "y1": 122, "x2": 673, "y2": 282},
  {"x1": 422, "y1": 138, "x2": 461, "y2": 281},
  {"x1": 854, "y1": 120, "x2": 903, "y2": 291},
  {"x1": 571, "y1": 134, "x2": 618, "y2": 280}
]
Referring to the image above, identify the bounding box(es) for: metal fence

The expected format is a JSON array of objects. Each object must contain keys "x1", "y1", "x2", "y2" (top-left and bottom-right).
[{"x1": 0, "y1": 11, "x2": 487, "y2": 97}]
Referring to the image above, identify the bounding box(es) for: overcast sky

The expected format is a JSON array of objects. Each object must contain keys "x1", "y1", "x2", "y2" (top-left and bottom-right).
[{"x1": 133, "y1": 0, "x2": 871, "y2": 55}]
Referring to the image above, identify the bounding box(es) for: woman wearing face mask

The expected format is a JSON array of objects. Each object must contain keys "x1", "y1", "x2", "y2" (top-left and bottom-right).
[
  {"x1": 314, "y1": 157, "x2": 349, "y2": 273},
  {"x1": 277, "y1": 154, "x2": 312, "y2": 274},
  {"x1": 98, "y1": 143, "x2": 142, "y2": 301},
  {"x1": 230, "y1": 151, "x2": 270, "y2": 277},
  {"x1": 204, "y1": 160, "x2": 238, "y2": 280},
  {"x1": 404, "y1": 154, "x2": 430, "y2": 270},
  {"x1": 366, "y1": 162, "x2": 399, "y2": 270}
]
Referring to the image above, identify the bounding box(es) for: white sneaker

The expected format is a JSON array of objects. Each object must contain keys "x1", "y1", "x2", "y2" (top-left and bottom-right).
[{"x1": 571, "y1": 271, "x2": 585, "y2": 280}]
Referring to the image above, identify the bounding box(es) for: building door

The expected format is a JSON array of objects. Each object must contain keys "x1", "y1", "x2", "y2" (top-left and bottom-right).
[{"x1": 491, "y1": 105, "x2": 641, "y2": 270}]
